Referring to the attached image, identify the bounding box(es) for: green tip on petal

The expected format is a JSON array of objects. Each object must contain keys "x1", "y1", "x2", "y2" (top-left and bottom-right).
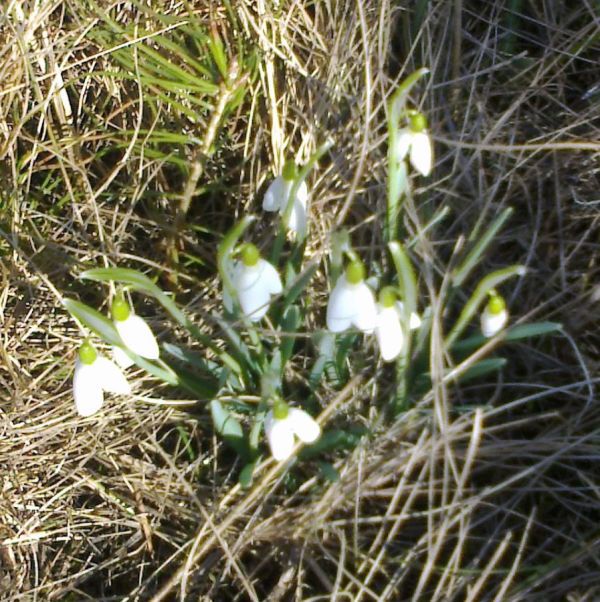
[
  {"x1": 410, "y1": 112, "x2": 427, "y2": 133},
  {"x1": 111, "y1": 294, "x2": 131, "y2": 322},
  {"x1": 273, "y1": 400, "x2": 289, "y2": 420},
  {"x1": 78, "y1": 339, "x2": 97, "y2": 365},
  {"x1": 379, "y1": 286, "x2": 397, "y2": 307},
  {"x1": 282, "y1": 159, "x2": 298, "y2": 181},
  {"x1": 240, "y1": 243, "x2": 260, "y2": 267},
  {"x1": 488, "y1": 294, "x2": 506, "y2": 315},
  {"x1": 346, "y1": 260, "x2": 365, "y2": 284}
]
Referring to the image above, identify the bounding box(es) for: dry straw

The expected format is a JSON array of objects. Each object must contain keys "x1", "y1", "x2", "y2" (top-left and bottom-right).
[{"x1": 1, "y1": 1, "x2": 599, "y2": 600}]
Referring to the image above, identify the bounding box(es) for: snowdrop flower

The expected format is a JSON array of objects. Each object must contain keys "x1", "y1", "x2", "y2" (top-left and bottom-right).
[
  {"x1": 374, "y1": 288, "x2": 422, "y2": 362},
  {"x1": 112, "y1": 295, "x2": 159, "y2": 360},
  {"x1": 395, "y1": 112, "x2": 433, "y2": 177},
  {"x1": 112, "y1": 345, "x2": 135, "y2": 369},
  {"x1": 262, "y1": 160, "x2": 308, "y2": 238},
  {"x1": 481, "y1": 292, "x2": 508, "y2": 337},
  {"x1": 264, "y1": 400, "x2": 321, "y2": 461},
  {"x1": 73, "y1": 340, "x2": 130, "y2": 417},
  {"x1": 223, "y1": 243, "x2": 282, "y2": 321},
  {"x1": 326, "y1": 260, "x2": 377, "y2": 333}
]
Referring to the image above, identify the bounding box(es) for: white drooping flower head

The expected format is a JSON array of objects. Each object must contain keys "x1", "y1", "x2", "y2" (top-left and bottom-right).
[
  {"x1": 326, "y1": 260, "x2": 377, "y2": 334},
  {"x1": 262, "y1": 160, "x2": 308, "y2": 238},
  {"x1": 264, "y1": 400, "x2": 321, "y2": 461},
  {"x1": 112, "y1": 295, "x2": 160, "y2": 360},
  {"x1": 73, "y1": 339, "x2": 130, "y2": 417},
  {"x1": 223, "y1": 243, "x2": 283, "y2": 322},
  {"x1": 481, "y1": 292, "x2": 508, "y2": 337},
  {"x1": 374, "y1": 287, "x2": 422, "y2": 362},
  {"x1": 375, "y1": 287, "x2": 404, "y2": 362},
  {"x1": 394, "y1": 111, "x2": 433, "y2": 177}
]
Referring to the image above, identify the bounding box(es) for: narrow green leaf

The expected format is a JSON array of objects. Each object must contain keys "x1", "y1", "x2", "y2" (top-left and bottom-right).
[
  {"x1": 388, "y1": 241, "x2": 419, "y2": 411},
  {"x1": 388, "y1": 241, "x2": 417, "y2": 317},
  {"x1": 407, "y1": 205, "x2": 451, "y2": 249},
  {"x1": 506, "y1": 321, "x2": 562, "y2": 339},
  {"x1": 162, "y1": 342, "x2": 219, "y2": 373},
  {"x1": 454, "y1": 358, "x2": 507, "y2": 383},
  {"x1": 208, "y1": 32, "x2": 228, "y2": 80},
  {"x1": 281, "y1": 264, "x2": 318, "y2": 311},
  {"x1": 211, "y1": 312, "x2": 259, "y2": 383},
  {"x1": 210, "y1": 400, "x2": 247, "y2": 457},
  {"x1": 81, "y1": 267, "x2": 161, "y2": 295},
  {"x1": 300, "y1": 427, "x2": 367, "y2": 459},
  {"x1": 64, "y1": 298, "x2": 121, "y2": 346},
  {"x1": 387, "y1": 159, "x2": 409, "y2": 242},
  {"x1": 153, "y1": 33, "x2": 214, "y2": 80},
  {"x1": 239, "y1": 461, "x2": 256, "y2": 489},
  {"x1": 452, "y1": 207, "x2": 514, "y2": 287},
  {"x1": 168, "y1": 365, "x2": 218, "y2": 399},
  {"x1": 249, "y1": 408, "x2": 267, "y2": 453},
  {"x1": 453, "y1": 321, "x2": 563, "y2": 352},
  {"x1": 413, "y1": 0, "x2": 431, "y2": 33},
  {"x1": 175, "y1": 425, "x2": 196, "y2": 462},
  {"x1": 334, "y1": 333, "x2": 356, "y2": 385},
  {"x1": 280, "y1": 305, "x2": 301, "y2": 368},
  {"x1": 317, "y1": 461, "x2": 340, "y2": 482}
]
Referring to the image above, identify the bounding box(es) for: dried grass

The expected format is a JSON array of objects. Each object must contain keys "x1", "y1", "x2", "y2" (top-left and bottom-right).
[{"x1": 1, "y1": 0, "x2": 599, "y2": 600}]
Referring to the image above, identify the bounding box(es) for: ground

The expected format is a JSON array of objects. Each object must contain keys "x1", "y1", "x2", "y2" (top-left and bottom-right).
[{"x1": 1, "y1": 1, "x2": 599, "y2": 601}]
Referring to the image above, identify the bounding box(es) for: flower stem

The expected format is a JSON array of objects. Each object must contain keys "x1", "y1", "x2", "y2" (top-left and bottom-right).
[{"x1": 386, "y1": 67, "x2": 429, "y2": 241}]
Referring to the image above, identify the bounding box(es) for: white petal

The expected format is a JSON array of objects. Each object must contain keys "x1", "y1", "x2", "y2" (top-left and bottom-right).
[
  {"x1": 258, "y1": 259, "x2": 283, "y2": 295},
  {"x1": 234, "y1": 264, "x2": 269, "y2": 320},
  {"x1": 264, "y1": 412, "x2": 295, "y2": 461},
  {"x1": 284, "y1": 188, "x2": 308, "y2": 238},
  {"x1": 234, "y1": 260, "x2": 281, "y2": 321},
  {"x1": 326, "y1": 276, "x2": 356, "y2": 333},
  {"x1": 409, "y1": 131, "x2": 433, "y2": 177},
  {"x1": 409, "y1": 312, "x2": 422, "y2": 330},
  {"x1": 396, "y1": 301, "x2": 422, "y2": 330},
  {"x1": 394, "y1": 128, "x2": 412, "y2": 163},
  {"x1": 262, "y1": 176, "x2": 285, "y2": 212},
  {"x1": 375, "y1": 305, "x2": 404, "y2": 361},
  {"x1": 352, "y1": 282, "x2": 378, "y2": 333},
  {"x1": 116, "y1": 314, "x2": 159, "y2": 360},
  {"x1": 94, "y1": 356, "x2": 131, "y2": 394},
  {"x1": 288, "y1": 408, "x2": 320, "y2": 443},
  {"x1": 73, "y1": 360, "x2": 104, "y2": 417},
  {"x1": 295, "y1": 180, "x2": 309, "y2": 205},
  {"x1": 112, "y1": 345, "x2": 134, "y2": 369},
  {"x1": 481, "y1": 308, "x2": 508, "y2": 337}
]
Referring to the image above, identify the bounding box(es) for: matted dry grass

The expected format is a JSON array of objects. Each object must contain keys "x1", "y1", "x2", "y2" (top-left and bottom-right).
[{"x1": 1, "y1": 1, "x2": 599, "y2": 600}]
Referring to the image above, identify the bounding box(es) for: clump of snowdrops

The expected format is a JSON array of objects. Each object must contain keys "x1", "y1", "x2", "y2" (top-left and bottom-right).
[{"x1": 64, "y1": 69, "x2": 553, "y2": 486}]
